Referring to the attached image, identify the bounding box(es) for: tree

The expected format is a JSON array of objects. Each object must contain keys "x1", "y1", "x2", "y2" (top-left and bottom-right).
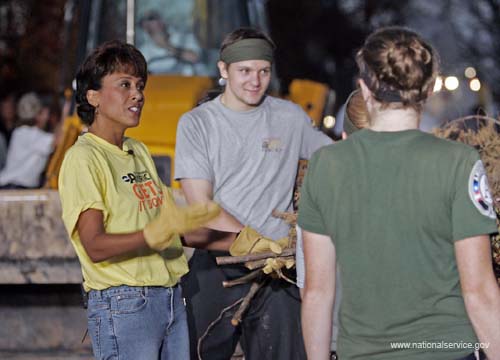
[
  {"x1": 267, "y1": 0, "x2": 410, "y2": 110},
  {"x1": 449, "y1": 0, "x2": 500, "y2": 104}
]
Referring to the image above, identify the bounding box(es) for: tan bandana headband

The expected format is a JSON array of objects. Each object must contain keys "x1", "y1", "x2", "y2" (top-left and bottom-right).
[{"x1": 220, "y1": 38, "x2": 274, "y2": 64}]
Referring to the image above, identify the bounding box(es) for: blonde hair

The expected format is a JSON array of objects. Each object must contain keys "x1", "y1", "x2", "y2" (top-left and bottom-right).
[{"x1": 356, "y1": 27, "x2": 438, "y2": 111}]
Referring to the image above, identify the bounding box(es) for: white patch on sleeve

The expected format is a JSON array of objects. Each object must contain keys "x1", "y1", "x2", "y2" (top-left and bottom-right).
[{"x1": 468, "y1": 160, "x2": 496, "y2": 219}]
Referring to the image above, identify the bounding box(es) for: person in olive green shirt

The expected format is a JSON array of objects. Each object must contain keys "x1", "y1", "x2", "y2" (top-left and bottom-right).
[
  {"x1": 59, "y1": 40, "x2": 219, "y2": 360},
  {"x1": 299, "y1": 27, "x2": 500, "y2": 360}
]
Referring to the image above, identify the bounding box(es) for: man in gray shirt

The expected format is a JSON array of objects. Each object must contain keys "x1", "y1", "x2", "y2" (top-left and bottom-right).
[{"x1": 175, "y1": 27, "x2": 332, "y2": 360}]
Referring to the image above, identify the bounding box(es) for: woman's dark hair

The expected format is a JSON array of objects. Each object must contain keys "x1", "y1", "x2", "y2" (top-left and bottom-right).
[
  {"x1": 219, "y1": 27, "x2": 275, "y2": 55},
  {"x1": 75, "y1": 40, "x2": 148, "y2": 125},
  {"x1": 356, "y1": 27, "x2": 438, "y2": 111}
]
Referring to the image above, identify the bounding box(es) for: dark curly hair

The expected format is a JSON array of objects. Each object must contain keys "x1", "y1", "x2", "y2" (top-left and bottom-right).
[
  {"x1": 75, "y1": 40, "x2": 148, "y2": 125},
  {"x1": 356, "y1": 26, "x2": 439, "y2": 111}
]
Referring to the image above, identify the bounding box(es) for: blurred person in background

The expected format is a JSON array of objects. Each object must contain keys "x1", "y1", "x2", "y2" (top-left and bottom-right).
[
  {"x1": 138, "y1": 10, "x2": 203, "y2": 75},
  {"x1": 0, "y1": 92, "x2": 59, "y2": 188}
]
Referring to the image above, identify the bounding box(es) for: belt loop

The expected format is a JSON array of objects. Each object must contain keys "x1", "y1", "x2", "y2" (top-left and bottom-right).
[{"x1": 143, "y1": 286, "x2": 148, "y2": 296}]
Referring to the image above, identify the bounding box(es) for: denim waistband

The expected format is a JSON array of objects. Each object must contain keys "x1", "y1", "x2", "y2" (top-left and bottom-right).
[{"x1": 88, "y1": 284, "x2": 180, "y2": 300}]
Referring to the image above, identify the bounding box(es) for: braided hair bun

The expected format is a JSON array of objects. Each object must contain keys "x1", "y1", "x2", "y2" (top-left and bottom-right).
[{"x1": 356, "y1": 27, "x2": 438, "y2": 110}]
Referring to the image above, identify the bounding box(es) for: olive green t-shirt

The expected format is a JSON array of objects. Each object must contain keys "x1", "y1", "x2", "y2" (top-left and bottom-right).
[{"x1": 298, "y1": 129, "x2": 497, "y2": 360}]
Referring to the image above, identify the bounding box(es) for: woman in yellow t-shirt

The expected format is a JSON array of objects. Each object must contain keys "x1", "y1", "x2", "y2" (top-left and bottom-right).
[{"x1": 59, "y1": 40, "x2": 219, "y2": 359}]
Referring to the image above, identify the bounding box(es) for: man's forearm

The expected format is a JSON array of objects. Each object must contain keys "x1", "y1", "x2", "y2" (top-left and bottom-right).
[
  {"x1": 179, "y1": 178, "x2": 244, "y2": 249},
  {"x1": 182, "y1": 228, "x2": 236, "y2": 251},
  {"x1": 204, "y1": 208, "x2": 244, "y2": 233},
  {"x1": 182, "y1": 207, "x2": 243, "y2": 250}
]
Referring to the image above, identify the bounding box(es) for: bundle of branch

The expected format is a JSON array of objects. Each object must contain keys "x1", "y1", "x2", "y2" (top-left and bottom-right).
[
  {"x1": 212, "y1": 210, "x2": 298, "y2": 330},
  {"x1": 213, "y1": 247, "x2": 296, "y2": 331},
  {"x1": 216, "y1": 247, "x2": 296, "y2": 266},
  {"x1": 199, "y1": 237, "x2": 298, "y2": 358},
  {"x1": 434, "y1": 115, "x2": 500, "y2": 283}
]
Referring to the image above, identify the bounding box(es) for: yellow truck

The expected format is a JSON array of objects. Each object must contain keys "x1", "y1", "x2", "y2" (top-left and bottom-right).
[{"x1": 0, "y1": 0, "x2": 333, "y2": 355}]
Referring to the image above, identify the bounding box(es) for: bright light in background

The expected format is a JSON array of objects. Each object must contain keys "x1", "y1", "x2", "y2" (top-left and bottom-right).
[
  {"x1": 433, "y1": 76, "x2": 443, "y2": 92},
  {"x1": 444, "y1": 76, "x2": 459, "y2": 91},
  {"x1": 469, "y1": 78, "x2": 481, "y2": 92},
  {"x1": 464, "y1": 67, "x2": 476, "y2": 79},
  {"x1": 323, "y1": 115, "x2": 336, "y2": 129}
]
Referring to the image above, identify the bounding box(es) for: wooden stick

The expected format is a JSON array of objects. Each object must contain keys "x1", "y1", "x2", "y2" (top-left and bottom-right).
[
  {"x1": 244, "y1": 259, "x2": 267, "y2": 270},
  {"x1": 197, "y1": 298, "x2": 244, "y2": 360},
  {"x1": 222, "y1": 269, "x2": 262, "y2": 288},
  {"x1": 231, "y1": 281, "x2": 264, "y2": 326},
  {"x1": 276, "y1": 268, "x2": 297, "y2": 285},
  {"x1": 216, "y1": 248, "x2": 296, "y2": 265}
]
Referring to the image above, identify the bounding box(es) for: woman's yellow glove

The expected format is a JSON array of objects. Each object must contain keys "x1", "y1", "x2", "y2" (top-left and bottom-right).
[
  {"x1": 143, "y1": 187, "x2": 220, "y2": 251},
  {"x1": 229, "y1": 226, "x2": 289, "y2": 256}
]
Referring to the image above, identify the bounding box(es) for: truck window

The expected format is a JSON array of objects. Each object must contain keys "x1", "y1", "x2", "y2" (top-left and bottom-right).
[
  {"x1": 135, "y1": 0, "x2": 206, "y2": 75},
  {"x1": 94, "y1": 0, "x2": 253, "y2": 76},
  {"x1": 135, "y1": 0, "x2": 251, "y2": 76}
]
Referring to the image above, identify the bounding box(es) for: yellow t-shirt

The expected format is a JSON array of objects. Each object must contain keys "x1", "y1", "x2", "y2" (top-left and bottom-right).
[{"x1": 59, "y1": 132, "x2": 188, "y2": 291}]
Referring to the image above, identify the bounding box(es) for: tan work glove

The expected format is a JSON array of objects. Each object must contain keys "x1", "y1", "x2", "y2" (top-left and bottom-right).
[
  {"x1": 262, "y1": 257, "x2": 295, "y2": 274},
  {"x1": 229, "y1": 226, "x2": 289, "y2": 256},
  {"x1": 144, "y1": 187, "x2": 220, "y2": 251}
]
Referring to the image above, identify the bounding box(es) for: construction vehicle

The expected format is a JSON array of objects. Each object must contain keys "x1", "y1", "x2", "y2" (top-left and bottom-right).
[{"x1": 0, "y1": 0, "x2": 333, "y2": 355}]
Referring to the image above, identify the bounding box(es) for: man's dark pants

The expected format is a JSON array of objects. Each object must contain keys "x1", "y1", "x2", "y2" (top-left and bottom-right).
[{"x1": 182, "y1": 249, "x2": 306, "y2": 360}]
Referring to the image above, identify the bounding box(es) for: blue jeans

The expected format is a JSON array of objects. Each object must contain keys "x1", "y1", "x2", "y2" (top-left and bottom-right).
[{"x1": 87, "y1": 284, "x2": 189, "y2": 359}]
